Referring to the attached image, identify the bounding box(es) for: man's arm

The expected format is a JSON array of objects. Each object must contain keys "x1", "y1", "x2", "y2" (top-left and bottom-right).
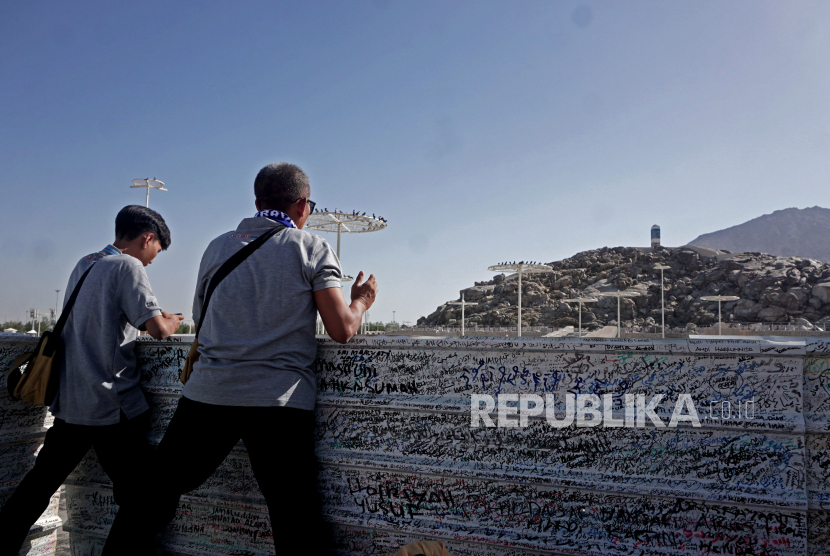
[
  {"x1": 314, "y1": 271, "x2": 378, "y2": 344},
  {"x1": 119, "y1": 265, "x2": 183, "y2": 340},
  {"x1": 144, "y1": 311, "x2": 185, "y2": 340}
]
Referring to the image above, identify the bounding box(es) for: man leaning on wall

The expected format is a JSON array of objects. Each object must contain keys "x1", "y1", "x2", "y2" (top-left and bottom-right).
[
  {"x1": 118, "y1": 162, "x2": 377, "y2": 554},
  {"x1": 0, "y1": 206, "x2": 183, "y2": 556}
]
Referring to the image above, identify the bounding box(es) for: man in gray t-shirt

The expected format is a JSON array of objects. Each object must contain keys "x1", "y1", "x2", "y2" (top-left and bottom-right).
[
  {"x1": 0, "y1": 206, "x2": 183, "y2": 556},
  {"x1": 182, "y1": 216, "x2": 343, "y2": 409},
  {"x1": 135, "y1": 162, "x2": 378, "y2": 555}
]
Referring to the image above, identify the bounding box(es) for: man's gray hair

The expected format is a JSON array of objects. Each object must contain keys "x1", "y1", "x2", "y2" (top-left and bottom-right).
[{"x1": 254, "y1": 162, "x2": 310, "y2": 212}]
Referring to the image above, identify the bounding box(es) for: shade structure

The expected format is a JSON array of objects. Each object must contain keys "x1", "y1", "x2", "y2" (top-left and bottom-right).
[
  {"x1": 597, "y1": 290, "x2": 643, "y2": 338},
  {"x1": 488, "y1": 262, "x2": 552, "y2": 337},
  {"x1": 562, "y1": 297, "x2": 598, "y2": 337},
  {"x1": 700, "y1": 295, "x2": 741, "y2": 335},
  {"x1": 448, "y1": 293, "x2": 478, "y2": 336},
  {"x1": 305, "y1": 210, "x2": 386, "y2": 283},
  {"x1": 654, "y1": 264, "x2": 672, "y2": 338},
  {"x1": 130, "y1": 178, "x2": 167, "y2": 207}
]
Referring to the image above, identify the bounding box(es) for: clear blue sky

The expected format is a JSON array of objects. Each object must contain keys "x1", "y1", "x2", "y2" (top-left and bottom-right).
[{"x1": 2, "y1": 1, "x2": 829, "y2": 325}]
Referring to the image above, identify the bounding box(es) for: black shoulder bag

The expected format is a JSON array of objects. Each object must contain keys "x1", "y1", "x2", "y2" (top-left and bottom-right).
[
  {"x1": 7, "y1": 262, "x2": 97, "y2": 406},
  {"x1": 180, "y1": 226, "x2": 284, "y2": 384}
]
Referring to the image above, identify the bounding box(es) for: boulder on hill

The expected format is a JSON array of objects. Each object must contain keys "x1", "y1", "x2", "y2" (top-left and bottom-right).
[{"x1": 417, "y1": 247, "x2": 830, "y2": 330}]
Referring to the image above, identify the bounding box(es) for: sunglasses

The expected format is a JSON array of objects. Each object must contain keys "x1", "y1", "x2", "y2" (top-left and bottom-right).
[{"x1": 293, "y1": 197, "x2": 316, "y2": 213}]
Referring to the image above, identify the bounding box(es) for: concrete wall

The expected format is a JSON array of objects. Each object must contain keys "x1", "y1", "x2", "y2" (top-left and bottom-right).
[
  {"x1": 2, "y1": 333, "x2": 830, "y2": 555},
  {"x1": 0, "y1": 335, "x2": 62, "y2": 556}
]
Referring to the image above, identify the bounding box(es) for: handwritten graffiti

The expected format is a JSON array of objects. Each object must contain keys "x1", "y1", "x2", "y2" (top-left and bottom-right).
[
  {"x1": 0, "y1": 337, "x2": 61, "y2": 554},
  {"x1": 315, "y1": 348, "x2": 805, "y2": 432},
  {"x1": 316, "y1": 406, "x2": 806, "y2": 508},
  {"x1": 0, "y1": 335, "x2": 826, "y2": 556},
  {"x1": 323, "y1": 467, "x2": 807, "y2": 556}
]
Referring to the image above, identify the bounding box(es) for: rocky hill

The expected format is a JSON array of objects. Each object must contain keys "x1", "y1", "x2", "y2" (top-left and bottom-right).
[
  {"x1": 688, "y1": 206, "x2": 830, "y2": 262},
  {"x1": 418, "y1": 247, "x2": 830, "y2": 330}
]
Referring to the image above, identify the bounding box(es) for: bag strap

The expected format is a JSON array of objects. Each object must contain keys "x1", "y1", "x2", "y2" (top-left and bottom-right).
[
  {"x1": 43, "y1": 261, "x2": 97, "y2": 356},
  {"x1": 195, "y1": 225, "x2": 284, "y2": 339}
]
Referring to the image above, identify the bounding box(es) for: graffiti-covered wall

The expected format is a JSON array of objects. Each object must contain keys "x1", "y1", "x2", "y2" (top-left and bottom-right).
[
  {"x1": 0, "y1": 335, "x2": 62, "y2": 556},
  {"x1": 2, "y1": 334, "x2": 830, "y2": 556},
  {"x1": 311, "y1": 336, "x2": 829, "y2": 556}
]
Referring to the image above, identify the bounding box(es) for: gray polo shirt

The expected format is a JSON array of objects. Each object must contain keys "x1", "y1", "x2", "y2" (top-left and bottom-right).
[
  {"x1": 183, "y1": 217, "x2": 342, "y2": 410},
  {"x1": 50, "y1": 246, "x2": 162, "y2": 425}
]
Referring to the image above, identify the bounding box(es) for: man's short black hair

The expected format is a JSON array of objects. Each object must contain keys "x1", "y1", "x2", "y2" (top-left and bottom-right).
[
  {"x1": 115, "y1": 205, "x2": 171, "y2": 250},
  {"x1": 254, "y1": 162, "x2": 310, "y2": 213}
]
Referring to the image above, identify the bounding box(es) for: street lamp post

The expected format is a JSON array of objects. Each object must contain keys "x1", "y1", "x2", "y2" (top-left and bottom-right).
[
  {"x1": 597, "y1": 291, "x2": 643, "y2": 338},
  {"x1": 359, "y1": 311, "x2": 371, "y2": 335},
  {"x1": 700, "y1": 295, "x2": 741, "y2": 335},
  {"x1": 448, "y1": 292, "x2": 478, "y2": 336},
  {"x1": 654, "y1": 265, "x2": 671, "y2": 338},
  {"x1": 130, "y1": 178, "x2": 167, "y2": 208},
  {"x1": 562, "y1": 297, "x2": 598, "y2": 337},
  {"x1": 29, "y1": 308, "x2": 45, "y2": 335},
  {"x1": 488, "y1": 262, "x2": 552, "y2": 337}
]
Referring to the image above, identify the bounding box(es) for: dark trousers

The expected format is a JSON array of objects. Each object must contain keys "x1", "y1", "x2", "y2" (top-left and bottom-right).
[
  {"x1": 120, "y1": 397, "x2": 331, "y2": 555},
  {"x1": 0, "y1": 411, "x2": 151, "y2": 556}
]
